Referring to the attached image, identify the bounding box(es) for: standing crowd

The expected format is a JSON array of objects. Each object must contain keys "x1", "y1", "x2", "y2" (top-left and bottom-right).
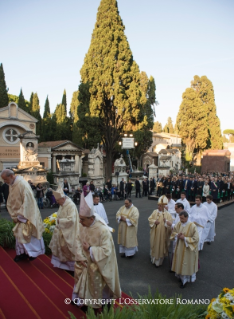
[{"x1": 0, "y1": 168, "x2": 225, "y2": 313}]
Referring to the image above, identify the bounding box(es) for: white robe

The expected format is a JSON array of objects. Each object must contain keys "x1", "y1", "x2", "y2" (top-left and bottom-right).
[
  {"x1": 166, "y1": 199, "x2": 176, "y2": 220},
  {"x1": 94, "y1": 203, "x2": 109, "y2": 224},
  {"x1": 202, "y1": 202, "x2": 217, "y2": 245},
  {"x1": 176, "y1": 198, "x2": 191, "y2": 214},
  {"x1": 189, "y1": 204, "x2": 211, "y2": 251},
  {"x1": 15, "y1": 216, "x2": 45, "y2": 257}
]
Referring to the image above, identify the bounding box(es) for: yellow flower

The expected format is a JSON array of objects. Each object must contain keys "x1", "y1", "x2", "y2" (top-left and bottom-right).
[
  {"x1": 205, "y1": 315, "x2": 211, "y2": 319},
  {"x1": 52, "y1": 213, "x2": 57, "y2": 217},
  {"x1": 211, "y1": 298, "x2": 216, "y2": 303},
  {"x1": 223, "y1": 288, "x2": 230, "y2": 293},
  {"x1": 220, "y1": 297, "x2": 230, "y2": 305},
  {"x1": 224, "y1": 306, "x2": 233, "y2": 318},
  {"x1": 51, "y1": 219, "x2": 56, "y2": 225}
]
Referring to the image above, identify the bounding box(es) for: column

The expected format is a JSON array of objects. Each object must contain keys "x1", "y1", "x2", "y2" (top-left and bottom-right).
[
  {"x1": 75, "y1": 154, "x2": 79, "y2": 173},
  {"x1": 52, "y1": 155, "x2": 56, "y2": 172}
]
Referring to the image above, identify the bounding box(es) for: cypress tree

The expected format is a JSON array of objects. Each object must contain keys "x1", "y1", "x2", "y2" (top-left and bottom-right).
[
  {"x1": 70, "y1": 90, "x2": 79, "y2": 122},
  {"x1": 0, "y1": 63, "x2": 9, "y2": 108},
  {"x1": 153, "y1": 121, "x2": 162, "y2": 133},
  {"x1": 163, "y1": 117, "x2": 174, "y2": 133},
  {"x1": 62, "y1": 89, "x2": 67, "y2": 114},
  {"x1": 76, "y1": 0, "x2": 153, "y2": 178},
  {"x1": 191, "y1": 75, "x2": 222, "y2": 149},
  {"x1": 43, "y1": 95, "x2": 50, "y2": 119},
  {"x1": 18, "y1": 89, "x2": 27, "y2": 112},
  {"x1": 175, "y1": 88, "x2": 209, "y2": 161},
  {"x1": 30, "y1": 93, "x2": 42, "y2": 137}
]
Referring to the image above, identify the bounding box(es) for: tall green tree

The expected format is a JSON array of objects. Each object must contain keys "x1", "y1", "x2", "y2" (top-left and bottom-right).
[
  {"x1": 153, "y1": 121, "x2": 162, "y2": 133},
  {"x1": 62, "y1": 89, "x2": 67, "y2": 114},
  {"x1": 163, "y1": 117, "x2": 174, "y2": 133},
  {"x1": 133, "y1": 72, "x2": 155, "y2": 159},
  {"x1": 0, "y1": 63, "x2": 9, "y2": 108},
  {"x1": 175, "y1": 88, "x2": 209, "y2": 161},
  {"x1": 70, "y1": 90, "x2": 79, "y2": 122},
  {"x1": 191, "y1": 75, "x2": 222, "y2": 149},
  {"x1": 43, "y1": 95, "x2": 50, "y2": 119},
  {"x1": 18, "y1": 89, "x2": 27, "y2": 112},
  {"x1": 30, "y1": 92, "x2": 42, "y2": 137},
  {"x1": 53, "y1": 103, "x2": 72, "y2": 140},
  {"x1": 75, "y1": 0, "x2": 155, "y2": 178}
]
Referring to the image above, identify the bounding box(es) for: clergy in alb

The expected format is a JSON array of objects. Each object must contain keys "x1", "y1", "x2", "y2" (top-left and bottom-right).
[
  {"x1": 189, "y1": 195, "x2": 211, "y2": 251},
  {"x1": 116, "y1": 198, "x2": 139, "y2": 257},
  {"x1": 202, "y1": 195, "x2": 217, "y2": 246},
  {"x1": 170, "y1": 210, "x2": 199, "y2": 288},
  {"x1": 148, "y1": 195, "x2": 173, "y2": 267},
  {"x1": 1, "y1": 169, "x2": 45, "y2": 262},
  {"x1": 72, "y1": 192, "x2": 121, "y2": 310},
  {"x1": 93, "y1": 194, "x2": 109, "y2": 224},
  {"x1": 49, "y1": 186, "x2": 84, "y2": 271}
]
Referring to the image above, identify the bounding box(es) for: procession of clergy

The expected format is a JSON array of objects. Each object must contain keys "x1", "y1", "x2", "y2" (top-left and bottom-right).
[{"x1": 1, "y1": 169, "x2": 218, "y2": 312}]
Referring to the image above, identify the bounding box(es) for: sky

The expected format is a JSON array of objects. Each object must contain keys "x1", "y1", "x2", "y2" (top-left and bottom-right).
[{"x1": 1, "y1": 0, "x2": 234, "y2": 131}]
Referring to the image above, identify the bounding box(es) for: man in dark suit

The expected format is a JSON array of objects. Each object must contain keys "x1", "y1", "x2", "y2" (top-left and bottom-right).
[
  {"x1": 189, "y1": 177, "x2": 197, "y2": 202},
  {"x1": 135, "y1": 178, "x2": 141, "y2": 198},
  {"x1": 183, "y1": 176, "x2": 191, "y2": 199},
  {"x1": 119, "y1": 178, "x2": 124, "y2": 198}
]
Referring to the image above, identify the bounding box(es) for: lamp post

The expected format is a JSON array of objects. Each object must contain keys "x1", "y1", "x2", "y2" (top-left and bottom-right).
[{"x1": 118, "y1": 133, "x2": 138, "y2": 174}]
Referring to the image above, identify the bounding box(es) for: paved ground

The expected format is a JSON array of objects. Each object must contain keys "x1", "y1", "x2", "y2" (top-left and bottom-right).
[{"x1": 1, "y1": 197, "x2": 233, "y2": 300}]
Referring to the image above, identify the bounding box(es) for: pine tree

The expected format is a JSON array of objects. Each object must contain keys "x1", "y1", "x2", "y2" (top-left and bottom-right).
[
  {"x1": 175, "y1": 87, "x2": 209, "y2": 161},
  {"x1": 191, "y1": 75, "x2": 222, "y2": 149},
  {"x1": 62, "y1": 89, "x2": 67, "y2": 114},
  {"x1": 18, "y1": 89, "x2": 27, "y2": 112},
  {"x1": 163, "y1": 117, "x2": 174, "y2": 133},
  {"x1": 43, "y1": 95, "x2": 50, "y2": 119},
  {"x1": 153, "y1": 121, "x2": 162, "y2": 133},
  {"x1": 75, "y1": 0, "x2": 155, "y2": 178},
  {"x1": 0, "y1": 64, "x2": 9, "y2": 108}
]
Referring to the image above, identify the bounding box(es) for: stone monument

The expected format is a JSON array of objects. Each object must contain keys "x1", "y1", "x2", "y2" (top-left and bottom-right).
[
  {"x1": 111, "y1": 155, "x2": 128, "y2": 186},
  {"x1": 13, "y1": 131, "x2": 48, "y2": 184},
  {"x1": 53, "y1": 157, "x2": 80, "y2": 189},
  {"x1": 87, "y1": 145, "x2": 104, "y2": 187}
]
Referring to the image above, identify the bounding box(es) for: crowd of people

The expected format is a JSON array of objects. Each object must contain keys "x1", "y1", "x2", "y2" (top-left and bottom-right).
[{"x1": 0, "y1": 168, "x2": 225, "y2": 313}]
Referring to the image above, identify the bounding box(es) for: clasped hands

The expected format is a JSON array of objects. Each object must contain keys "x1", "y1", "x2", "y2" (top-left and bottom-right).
[
  {"x1": 120, "y1": 216, "x2": 126, "y2": 222},
  {"x1": 177, "y1": 233, "x2": 185, "y2": 240}
]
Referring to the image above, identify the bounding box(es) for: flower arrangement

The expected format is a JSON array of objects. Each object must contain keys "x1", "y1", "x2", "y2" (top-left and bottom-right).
[
  {"x1": 206, "y1": 288, "x2": 234, "y2": 319},
  {"x1": 43, "y1": 213, "x2": 57, "y2": 234}
]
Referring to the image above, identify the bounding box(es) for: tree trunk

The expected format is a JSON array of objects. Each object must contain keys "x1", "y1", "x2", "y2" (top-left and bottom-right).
[{"x1": 105, "y1": 149, "x2": 113, "y2": 181}]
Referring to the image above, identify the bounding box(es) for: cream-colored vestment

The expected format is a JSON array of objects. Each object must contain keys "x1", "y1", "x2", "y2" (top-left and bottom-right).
[
  {"x1": 116, "y1": 205, "x2": 139, "y2": 256},
  {"x1": 7, "y1": 176, "x2": 45, "y2": 257},
  {"x1": 73, "y1": 219, "x2": 121, "y2": 308},
  {"x1": 148, "y1": 209, "x2": 172, "y2": 266},
  {"x1": 49, "y1": 197, "x2": 84, "y2": 271},
  {"x1": 171, "y1": 221, "x2": 199, "y2": 285}
]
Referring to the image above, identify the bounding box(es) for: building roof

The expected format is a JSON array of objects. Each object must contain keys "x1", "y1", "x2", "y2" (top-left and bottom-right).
[
  {"x1": 160, "y1": 156, "x2": 171, "y2": 160},
  {"x1": 159, "y1": 149, "x2": 179, "y2": 154},
  {"x1": 144, "y1": 152, "x2": 158, "y2": 157},
  {"x1": 38, "y1": 140, "x2": 83, "y2": 151},
  {"x1": 203, "y1": 149, "x2": 231, "y2": 156}
]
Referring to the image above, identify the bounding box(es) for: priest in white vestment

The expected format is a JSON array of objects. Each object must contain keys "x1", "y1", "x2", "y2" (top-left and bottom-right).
[
  {"x1": 93, "y1": 194, "x2": 109, "y2": 224},
  {"x1": 176, "y1": 191, "x2": 191, "y2": 214},
  {"x1": 170, "y1": 210, "x2": 199, "y2": 288},
  {"x1": 49, "y1": 186, "x2": 85, "y2": 271},
  {"x1": 148, "y1": 195, "x2": 173, "y2": 267},
  {"x1": 189, "y1": 195, "x2": 211, "y2": 251},
  {"x1": 1, "y1": 169, "x2": 45, "y2": 262},
  {"x1": 72, "y1": 192, "x2": 121, "y2": 310},
  {"x1": 165, "y1": 193, "x2": 176, "y2": 220},
  {"x1": 116, "y1": 198, "x2": 139, "y2": 257},
  {"x1": 202, "y1": 195, "x2": 217, "y2": 247}
]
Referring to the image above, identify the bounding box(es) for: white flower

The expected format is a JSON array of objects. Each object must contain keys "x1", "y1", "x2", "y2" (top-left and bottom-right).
[{"x1": 221, "y1": 312, "x2": 230, "y2": 319}]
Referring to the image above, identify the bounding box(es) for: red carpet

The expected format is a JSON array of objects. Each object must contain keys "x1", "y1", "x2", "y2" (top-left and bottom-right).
[{"x1": 0, "y1": 247, "x2": 132, "y2": 319}]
